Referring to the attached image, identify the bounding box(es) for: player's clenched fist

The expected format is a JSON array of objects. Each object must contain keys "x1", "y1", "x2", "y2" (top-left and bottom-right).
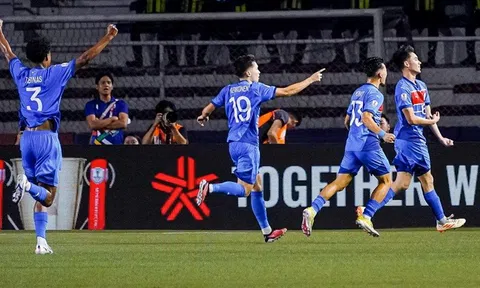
[
  {"x1": 382, "y1": 133, "x2": 395, "y2": 143},
  {"x1": 197, "y1": 115, "x2": 209, "y2": 126},
  {"x1": 106, "y1": 24, "x2": 118, "y2": 38},
  {"x1": 309, "y1": 68, "x2": 326, "y2": 82},
  {"x1": 440, "y1": 137, "x2": 454, "y2": 147}
]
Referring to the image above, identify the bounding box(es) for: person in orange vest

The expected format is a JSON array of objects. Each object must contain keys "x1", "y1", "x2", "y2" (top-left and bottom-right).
[
  {"x1": 258, "y1": 109, "x2": 301, "y2": 144},
  {"x1": 142, "y1": 100, "x2": 188, "y2": 145}
]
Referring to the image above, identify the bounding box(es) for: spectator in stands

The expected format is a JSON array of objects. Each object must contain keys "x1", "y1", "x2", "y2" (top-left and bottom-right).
[
  {"x1": 215, "y1": 0, "x2": 250, "y2": 62},
  {"x1": 85, "y1": 73, "x2": 129, "y2": 145},
  {"x1": 142, "y1": 100, "x2": 188, "y2": 145},
  {"x1": 402, "y1": 0, "x2": 451, "y2": 67},
  {"x1": 272, "y1": 0, "x2": 311, "y2": 65},
  {"x1": 380, "y1": 114, "x2": 391, "y2": 133},
  {"x1": 461, "y1": 0, "x2": 480, "y2": 65},
  {"x1": 177, "y1": 0, "x2": 207, "y2": 66},
  {"x1": 124, "y1": 134, "x2": 142, "y2": 145},
  {"x1": 331, "y1": 0, "x2": 372, "y2": 68},
  {"x1": 127, "y1": 0, "x2": 177, "y2": 67}
]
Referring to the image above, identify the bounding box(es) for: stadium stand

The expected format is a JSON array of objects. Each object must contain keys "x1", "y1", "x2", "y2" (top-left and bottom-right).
[{"x1": 1, "y1": 0, "x2": 480, "y2": 144}]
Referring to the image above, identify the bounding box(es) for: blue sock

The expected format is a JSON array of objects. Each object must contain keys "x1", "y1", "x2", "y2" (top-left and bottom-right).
[
  {"x1": 211, "y1": 182, "x2": 246, "y2": 197},
  {"x1": 380, "y1": 188, "x2": 396, "y2": 207},
  {"x1": 28, "y1": 183, "x2": 48, "y2": 202},
  {"x1": 311, "y1": 195, "x2": 326, "y2": 213},
  {"x1": 363, "y1": 199, "x2": 382, "y2": 218},
  {"x1": 250, "y1": 191, "x2": 271, "y2": 234},
  {"x1": 34, "y1": 212, "x2": 48, "y2": 239},
  {"x1": 424, "y1": 190, "x2": 445, "y2": 221}
]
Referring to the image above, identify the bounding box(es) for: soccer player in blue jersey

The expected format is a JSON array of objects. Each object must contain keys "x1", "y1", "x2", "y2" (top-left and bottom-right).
[
  {"x1": 195, "y1": 54, "x2": 325, "y2": 242},
  {"x1": 373, "y1": 45, "x2": 466, "y2": 232},
  {"x1": 0, "y1": 19, "x2": 118, "y2": 254},
  {"x1": 302, "y1": 57, "x2": 395, "y2": 237}
]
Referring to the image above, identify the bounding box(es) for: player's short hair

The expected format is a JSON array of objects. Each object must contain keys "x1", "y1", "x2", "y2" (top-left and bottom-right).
[
  {"x1": 234, "y1": 54, "x2": 256, "y2": 77},
  {"x1": 392, "y1": 45, "x2": 415, "y2": 70},
  {"x1": 25, "y1": 36, "x2": 51, "y2": 64},
  {"x1": 155, "y1": 100, "x2": 176, "y2": 114},
  {"x1": 289, "y1": 111, "x2": 302, "y2": 127},
  {"x1": 95, "y1": 72, "x2": 114, "y2": 84},
  {"x1": 362, "y1": 57, "x2": 384, "y2": 78},
  {"x1": 381, "y1": 113, "x2": 390, "y2": 124}
]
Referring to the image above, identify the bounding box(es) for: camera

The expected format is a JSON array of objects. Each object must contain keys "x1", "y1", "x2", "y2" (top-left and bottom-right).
[{"x1": 162, "y1": 111, "x2": 178, "y2": 124}]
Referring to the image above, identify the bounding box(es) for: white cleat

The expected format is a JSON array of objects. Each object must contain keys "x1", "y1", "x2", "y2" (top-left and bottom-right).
[
  {"x1": 196, "y1": 179, "x2": 209, "y2": 206},
  {"x1": 35, "y1": 244, "x2": 53, "y2": 255},
  {"x1": 436, "y1": 214, "x2": 466, "y2": 233},
  {"x1": 356, "y1": 215, "x2": 380, "y2": 237},
  {"x1": 12, "y1": 174, "x2": 28, "y2": 204},
  {"x1": 301, "y1": 207, "x2": 316, "y2": 237},
  {"x1": 355, "y1": 206, "x2": 380, "y2": 237}
]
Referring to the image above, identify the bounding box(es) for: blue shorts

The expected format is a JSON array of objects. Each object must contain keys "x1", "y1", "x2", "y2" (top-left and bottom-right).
[
  {"x1": 229, "y1": 142, "x2": 260, "y2": 185},
  {"x1": 393, "y1": 139, "x2": 431, "y2": 176},
  {"x1": 20, "y1": 131, "x2": 62, "y2": 187},
  {"x1": 339, "y1": 149, "x2": 391, "y2": 176}
]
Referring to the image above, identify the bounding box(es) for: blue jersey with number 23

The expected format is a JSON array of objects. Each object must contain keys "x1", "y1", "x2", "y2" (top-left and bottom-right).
[{"x1": 345, "y1": 83, "x2": 384, "y2": 152}]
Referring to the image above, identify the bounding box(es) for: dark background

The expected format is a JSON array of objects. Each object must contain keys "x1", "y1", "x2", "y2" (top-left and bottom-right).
[{"x1": 1, "y1": 143, "x2": 478, "y2": 230}]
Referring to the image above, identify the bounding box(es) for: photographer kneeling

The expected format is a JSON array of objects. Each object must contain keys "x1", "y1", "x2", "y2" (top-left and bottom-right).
[{"x1": 142, "y1": 100, "x2": 188, "y2": 145}]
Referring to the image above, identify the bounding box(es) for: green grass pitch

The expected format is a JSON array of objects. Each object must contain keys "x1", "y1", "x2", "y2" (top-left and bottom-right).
[{"x1": 1, "y1": 229, "x2": 479, "y2": 287}]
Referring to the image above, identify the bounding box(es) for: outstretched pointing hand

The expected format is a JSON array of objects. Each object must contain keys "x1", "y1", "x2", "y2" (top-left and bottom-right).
[{"x1": 310, "y1": 68, "x2": 326, "y2": 82}]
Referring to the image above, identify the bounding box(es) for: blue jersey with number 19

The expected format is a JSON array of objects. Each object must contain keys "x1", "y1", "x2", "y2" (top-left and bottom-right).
[
  {"x1": 345, "y1": 83, "x2": 384, "y2": 152},
  {"x1": 9, "y1": 58, "x2": 76, "y2": 132},
  {"x1": 211, "y1": 80, "x2": 276, "y2": 145}
]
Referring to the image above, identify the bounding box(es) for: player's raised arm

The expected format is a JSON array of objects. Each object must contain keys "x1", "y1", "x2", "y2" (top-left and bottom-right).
[
  {"x1": 0, "y1": 20, "x2": 17, "y2": 61},
  {"x1": 75, "y1": 24, "x2": 118, "y2": 71},
  {"x1": 275, "y1": 68, "x2": 325, "y2": 97},
  {"x1": 362, "y1": 111, "x2": 395, "y2": 143}
]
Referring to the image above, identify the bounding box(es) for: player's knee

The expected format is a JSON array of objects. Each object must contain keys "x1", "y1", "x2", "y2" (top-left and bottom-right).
[
  {"x1": 243, "y1": 185, "x2": 253, "y2": 196},
  {"x1": 420, "y1": 173, "x2": 435, "y2": 191},
  {"x1": 398, "y1": 180, "x2": 410, "y2": 191},
  {"x1": 333, "y1": 178, "x2": 349, "y2": 191},
  {"x1": 378, "y1": 175, "x2": 392, "y2": 186},
  {"x1": 43, "y1": 198, "x2": 53, "y2": 207},
  {"x1": 34, "y1": 201, "x2": 44, "y2": 211},
  {"x1": 253, "y1": 182, "x2": 262, "y2": 192}
]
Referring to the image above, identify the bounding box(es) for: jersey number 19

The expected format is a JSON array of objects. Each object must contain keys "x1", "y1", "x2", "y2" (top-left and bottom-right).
[{"x1": 229, "y1": 96, "x2": 252, "y2": 123}]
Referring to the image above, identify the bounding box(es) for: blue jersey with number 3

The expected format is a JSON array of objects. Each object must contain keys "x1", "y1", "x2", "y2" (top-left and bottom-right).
[
  {"x1": 345, "y1": 83, "x2": 384, "y2": 152},
  {"x1": 9, "y1": 58, "x2": 76, "y2": 132},
  {"x1": 211, "y1": 80, "x2": 276, "y2": 145}
]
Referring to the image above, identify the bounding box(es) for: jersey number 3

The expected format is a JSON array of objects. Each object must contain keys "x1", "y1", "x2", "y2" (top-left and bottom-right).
[
  {"x1": 349, "y1": 100, "x2": 363, "y2": 127},
  {"x1": 26, "y1": 87, "x2": 43, "y2": 112},
  {"x1": 229, "y1": 96, "x2": 252, "y2": 123}
]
